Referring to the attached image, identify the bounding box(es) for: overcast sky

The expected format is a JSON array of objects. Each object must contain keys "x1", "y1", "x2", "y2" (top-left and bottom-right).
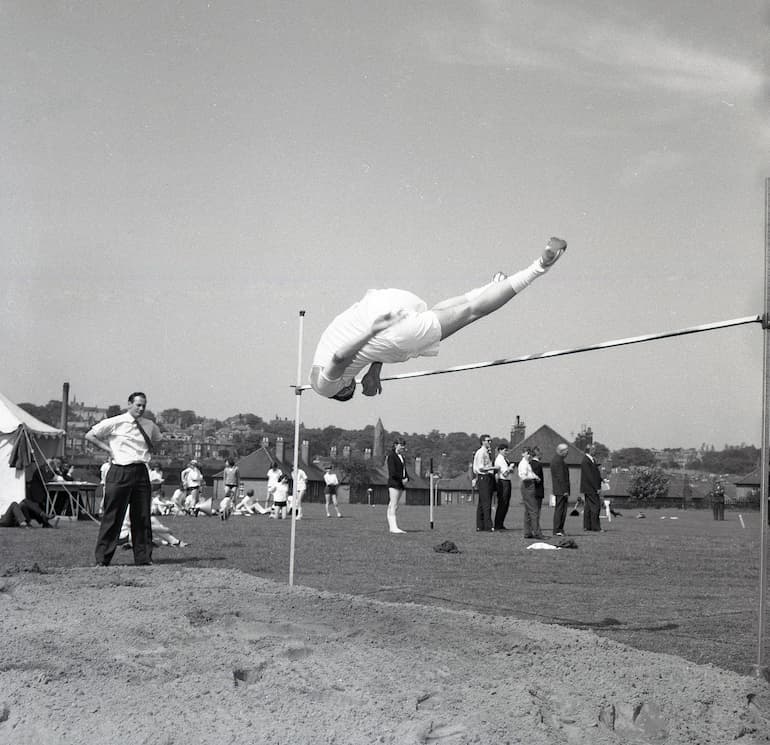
[{"x1": 2, "y1": 1, "x2": 768, "y2": 450}]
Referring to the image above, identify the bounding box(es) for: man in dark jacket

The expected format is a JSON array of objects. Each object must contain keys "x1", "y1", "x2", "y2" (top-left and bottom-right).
[
  {"x1": 551, "y1": 443, "x2": 571, "y2": 536},
  {"x1": 580, "y1": 444, "x2": 603, "y2": 532}
]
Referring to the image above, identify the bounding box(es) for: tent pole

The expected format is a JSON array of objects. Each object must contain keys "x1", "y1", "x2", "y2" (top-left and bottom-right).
[
  {"x1": 757, "y1": 178, "x2": 770, "y2": 680},
  {"x1": 289, "y1": 310, "x2": 305, "y2": 587}
]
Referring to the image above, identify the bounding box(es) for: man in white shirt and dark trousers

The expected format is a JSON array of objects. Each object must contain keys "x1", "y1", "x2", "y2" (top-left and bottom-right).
[
  {"x1": 493, "y1": 442, "x2": 514, "y2": 531},
  {"x1": 518, "y1": 446, "x2": 545, "y2": 539},
  {"x1": 473, "y1": 435, "x2": 497, "y2": 532},
  {"x1": 86, "y1": 392, "x2": 162, "y2": 567}
]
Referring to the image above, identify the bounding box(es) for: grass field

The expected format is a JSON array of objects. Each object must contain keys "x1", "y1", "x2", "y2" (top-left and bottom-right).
[{"x1": 2, "y1": 501, "x2": 767, "y2": 677}]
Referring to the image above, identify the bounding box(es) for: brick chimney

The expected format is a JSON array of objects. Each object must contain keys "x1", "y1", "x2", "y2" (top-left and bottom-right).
[
  {"x1": 342, "y1": 445, "x2": 351, "y2": 459},
  {"x1": 510, "y1": 416, "x2": 526, "y2": 448},
  {"x1": 364, "y1": 447, "x2": 371, "y2": 460},
  {"x1": 330, "y1": 445, "x2": 337, "y2": 458},
  {"x1": 276, "y1": 436, "x2": 285, "y2": 463},
  {"x1": 301, "y1": 439, "x2": 310, "y2": 463},
  {"x1": 414, "y1": 456, "x2": 422, "y2": 478},
  {"x1": 261, "y1": 436, "x2": 270, "y2": 449}
]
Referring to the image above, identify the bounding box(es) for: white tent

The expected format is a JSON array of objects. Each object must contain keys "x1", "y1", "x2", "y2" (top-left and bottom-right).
[{"x1": 0, "y1": 391, "x2": 64, "y2": 515}]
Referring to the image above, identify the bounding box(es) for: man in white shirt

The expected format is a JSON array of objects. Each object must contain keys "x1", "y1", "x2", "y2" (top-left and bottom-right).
[
  {"x1": 293, "y1": 467, "x2": 307, "y2": 520},
  {"x1": 266, "y1": 463, "x2": 282, "y2": 509},
  {"x1": 518, "y1": 447, "x2": 544, "y2": 539},
  {"x1": 310, "y1": 237, "x2": 567, "y2": 401},
  {"x1": 323, "y1": 466, "x2": 342, "y2": 518},
  {"x1": 473, "y1": 435, "x2": 498, "y2": 531},
  {"x1": 493, "y1": 442, "x2": 515, "y2": 531},
  {"x1": 86, "y1": 392, "x2": 162, "y2": 567},
  {"x1": 181, "y1": 459, "x2": 204, "y2": 511}
]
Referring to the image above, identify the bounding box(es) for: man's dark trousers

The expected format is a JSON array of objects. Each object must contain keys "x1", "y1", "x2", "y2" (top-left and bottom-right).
[
  {"x1": 95, "y1": 463, "x2": 153, "y2": 565},
  {"x1": 493, "y1": 479, "x2": 511, "y2": 530},
  {"x1": 582, "y1": 490, "x2": 602, "y2": 531},
  {"x1": 553, "y1": 493, "x2": 569, "y2": 534},
  {"x1": 476, "y1": 474, "x2": 494, "y2": 531},
  {"x1": 521, "y1": 481, "x2": 543, "y2": 537}
]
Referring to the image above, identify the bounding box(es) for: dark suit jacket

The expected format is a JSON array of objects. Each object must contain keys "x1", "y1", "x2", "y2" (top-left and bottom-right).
[
  {"x1": 386, "y1": 451, "x2": 409, "y2": 490},
  {"x1": 550, "y1": 454, "x2": 570, "y2": 495},
  {"x1": 580, "y1": 455, "x2": 602, "y2": 495},
  {"x1": 531, "y1": 457, "x2": 545, "y2": 499}
]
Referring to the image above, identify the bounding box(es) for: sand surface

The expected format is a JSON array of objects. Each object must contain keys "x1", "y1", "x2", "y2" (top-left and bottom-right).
[{"x1": 1, "y1": 565, "x2": 769, "y2": 745}]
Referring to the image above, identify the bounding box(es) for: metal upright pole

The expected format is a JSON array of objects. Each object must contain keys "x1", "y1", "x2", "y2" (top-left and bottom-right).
[
  {"x1": 289, "y1": 310, "x2": 306, "y2": 587},
  {"x1": 757, "y1": 179, "x2": 770, "y2": 680}
]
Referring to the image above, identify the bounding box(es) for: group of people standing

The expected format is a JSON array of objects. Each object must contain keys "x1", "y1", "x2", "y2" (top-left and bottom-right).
[{"x1": 473, "y1": 435, "x2": 607, "y2": 537}]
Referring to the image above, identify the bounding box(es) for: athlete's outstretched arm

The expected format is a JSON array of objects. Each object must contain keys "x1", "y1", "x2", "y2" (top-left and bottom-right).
[{"x1": 324, "y1": 310, "x2": 407, "y2": 381}]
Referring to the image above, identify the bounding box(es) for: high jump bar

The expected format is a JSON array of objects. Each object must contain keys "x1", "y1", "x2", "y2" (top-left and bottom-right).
[{"x1": 294, "y1": 314, "x2": 763, "y2": 390}]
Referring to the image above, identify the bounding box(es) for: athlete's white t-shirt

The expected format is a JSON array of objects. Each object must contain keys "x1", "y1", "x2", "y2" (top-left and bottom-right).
[{"x1": 310, "y1": 288, "x2": 441, "y2": 396}]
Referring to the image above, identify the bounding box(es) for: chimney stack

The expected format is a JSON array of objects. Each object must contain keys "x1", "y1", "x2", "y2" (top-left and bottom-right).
[
  {"x1": 364, "y1": 447, "x2": 371, "y2": 460},
  {"x1": 60, "y1": 382, "x2": 69, "y2": 457},
  {"x1": 414, "y1": 456, "x2": 422, "y2": 478},
  {"x1": 510, "y1": 415, "x2": 526, "y2": 448},
  {"x1": 276, "y1": 436, "x2": 285, "y2": 463},
  {"x1": 301, "y1": 439, "x2": 310, "y2": 463},
  {"x1": 342, "y1": 444, "x2": 351, "y2": 459}
]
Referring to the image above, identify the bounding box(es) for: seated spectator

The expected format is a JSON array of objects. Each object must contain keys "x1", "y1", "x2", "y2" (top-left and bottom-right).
[
  {"x1": 235, "y1": 489, "x2": 270, "y2": 515},
  {"x1": 0, "y1": 498, "x2": 58, "y2": 528},
  {"x1": 169, "y1": 487, "x2": 186, "y2": 515},
  {"x1": 218, "y1": 494, "x2": 234, "y2": 520},
  {"x1": 120, "y1": 512, "x2": 189, "y2": 548},
  {"x1": 151, "y1": 492, "x2": 176, "y2": 516}
]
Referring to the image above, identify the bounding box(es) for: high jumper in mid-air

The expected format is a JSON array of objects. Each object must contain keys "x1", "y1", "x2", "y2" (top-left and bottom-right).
[{"x1": 309, "y1": 236, "x2": 567, "y2": 400}]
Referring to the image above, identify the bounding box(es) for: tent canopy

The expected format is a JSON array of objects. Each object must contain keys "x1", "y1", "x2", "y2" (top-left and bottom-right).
[
  {"x1": 0, "y1": 392, "x2": 64, "y2": 514},
  {"x1": 0, "y1": 391, "x2": 64, "y2": 438}
]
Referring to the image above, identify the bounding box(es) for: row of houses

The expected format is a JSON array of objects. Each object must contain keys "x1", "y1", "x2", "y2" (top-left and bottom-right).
[
  {"x1": 211, "y1": 421, "x2": 762, "y2": 510},
  {"x1": 209, "y1": 423, "x2": 593, "y2": 507}
]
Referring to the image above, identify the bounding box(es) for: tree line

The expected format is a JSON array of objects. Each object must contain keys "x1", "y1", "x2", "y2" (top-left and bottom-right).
[{"x1": 19, "y1": 400, "x2": 759, "y2": 479}]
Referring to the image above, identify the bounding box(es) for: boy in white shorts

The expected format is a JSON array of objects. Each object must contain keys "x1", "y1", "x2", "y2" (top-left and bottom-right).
[{"x1": 310, "y1": 237, "x2": 566, "y2": 400}]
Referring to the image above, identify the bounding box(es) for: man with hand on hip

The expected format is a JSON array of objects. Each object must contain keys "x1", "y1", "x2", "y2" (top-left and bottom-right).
[{"x1": 86, "y1": 391, "x2": 161, "y2": 567}]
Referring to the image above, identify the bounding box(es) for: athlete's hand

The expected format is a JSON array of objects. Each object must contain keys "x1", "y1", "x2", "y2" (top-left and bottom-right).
[{"x1": 370, "y1": 309, "x2": 407, "y2": 334}]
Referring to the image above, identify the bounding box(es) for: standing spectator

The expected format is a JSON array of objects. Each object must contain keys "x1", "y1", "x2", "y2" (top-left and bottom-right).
[
  {"x1": 710, "y1": 480, "x2": 726, "y2": 521},
  {"x1": 473, "y1": 435, "x2": 497, "y2": 532},
  {"x1": 518, "y1": 447, "x2": 544, "y2": 539},
  {"x1": 493, "y1": 442, "x2": 514, "y2": 531},
  {"x1": 580, "y1": 444, "x2": 603, "y2": 532},
  {"x1": 293, "y1": 466, "x2": 307, "y2": 520},
  {"x1": 531, "y1": 446, "x2": 545, "y2": 527},
  {"x1": 386, "y1": 439, "x2": 409, "y2": 534},
  {"x1": 551, "y1": 443, "x2": 571, "y2": 536},
  {"x1": 97, "y1": 457, "x2": 112, "y2": 516},
  {"x1": 222, "y1": 458, "x2": 240, "y2": 505},
  {"x1": 181, "y1": 459, "x2": 204, "y2": 512},
  {"x1": 323, "y1": 465, "x2": 342, "y2": 518},
  {"x1": 85, "y1": 391, "x2": 161, "y2": 567},
  {"x1": 266, "y1": 462, "x2": 282, "y2": 509},
  {"x1": 270, "y1": 474, "x2": 290, "y2": 519}
]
